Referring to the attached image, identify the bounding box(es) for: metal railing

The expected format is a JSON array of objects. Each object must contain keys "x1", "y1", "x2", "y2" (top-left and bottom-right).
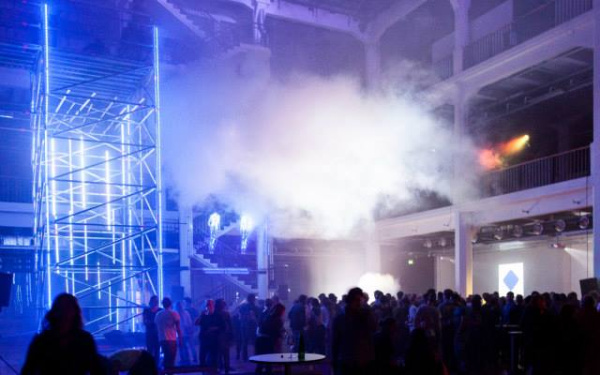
[
  {"x1": 464, "y1": 0, "x2": 592, "y2": 69},
  {"x1": 481, "y1": 146, "x2": 590, "y2": 197}
]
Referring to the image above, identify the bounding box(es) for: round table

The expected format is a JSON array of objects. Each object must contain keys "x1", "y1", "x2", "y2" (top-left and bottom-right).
[{"x1": 249, "y1": 353, "x2": 326, "y2": 375}]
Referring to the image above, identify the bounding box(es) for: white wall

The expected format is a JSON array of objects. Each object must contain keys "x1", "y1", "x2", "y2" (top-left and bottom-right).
[
  {"x1": 435, "y1": 255, "x2": 455, "y2": 291},
  {"x1": 433, "y1": 236, "x2": 592, "y2": 295}
]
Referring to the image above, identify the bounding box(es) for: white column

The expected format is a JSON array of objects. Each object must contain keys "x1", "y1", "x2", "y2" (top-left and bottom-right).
[
  {"x1": 253, "y1": 0, "x2": 270, "y2": 45},
  {"x1": 454, "y1": 211, "x2": 473, "y2": 296},
  {"x1": 450, "y1": 0, "x2": 471, "y2": 75},
  {"x1": 593, "y1": 0, "x2": 600, "y2": 278},
  {"x1": 453, "y1": 87, "x2": 471, "y2": 203},
  {"x1": 179, "y1": 207, "x2": 193, "y2": 297},
  {"x1": 364, "y1": 41, "x2": 381, "y2": 91},
  {"x1": 256, "y1": 222, "x2": 269, "y2": 299},
  {"x1": 364, "y1": 221, "x2": 381, "y2": 273}
]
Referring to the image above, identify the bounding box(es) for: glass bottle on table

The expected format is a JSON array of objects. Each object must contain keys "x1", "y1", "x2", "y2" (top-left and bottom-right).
[{"x1": 298, "y1": 331, "x2": 305, "y2": 361}]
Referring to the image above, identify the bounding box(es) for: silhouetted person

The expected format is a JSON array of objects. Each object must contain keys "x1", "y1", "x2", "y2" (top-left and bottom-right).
[
  {"x1": 22, "y1": 293, "x2": 103, "y2": 375},
  {"x1": 143, "y1": 295, "x2": 162, "y2": 364},
  {"x1": 175, "y1": 300, "x2": 196, "y2": 364},
  {"x1": 198, "y1": 299, "x2": 218, "y2": 367},
  {"x1": 288, "y1": 294, "x2": 307, "y2": 351},
  {"x1": 404, "y1": 328, "x2": 445, "y2": 375},
  {"x1": 238, "y1": 293, "x2": 260, "y2": 360},
  {"x1": 255, "y1": 303, "x2": 285, "y2": 374},
  {"x1": 332, "y1": 287, "x2": 376, "y2": 375},
  {"x1": 214, "y1": 299, "x2": 233, "y2": 374},
  {"x1": 374, "y1": 317, "x2": 398, "y2": 375},
  {"x1": 154, "y1": 297, "x2": 182, "y2": 369}
]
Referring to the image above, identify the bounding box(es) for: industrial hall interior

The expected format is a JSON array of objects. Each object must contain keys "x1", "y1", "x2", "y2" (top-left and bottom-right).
[{"x1": 0, "y1": 0, "x2": 599, "y2": 374}]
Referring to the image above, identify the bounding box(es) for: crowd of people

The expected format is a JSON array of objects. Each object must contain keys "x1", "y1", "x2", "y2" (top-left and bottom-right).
[{"x1": 21, "y1": 286, "x2": 600, "y2": 375}]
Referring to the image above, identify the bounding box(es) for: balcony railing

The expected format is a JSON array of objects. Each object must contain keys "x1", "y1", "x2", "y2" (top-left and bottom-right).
[
  {"x1": 481, "y1": 146, "x2": 590, "y2": 198},
  {"x1": 464, "y1": 0, "x2": 592, "y2": 69}
]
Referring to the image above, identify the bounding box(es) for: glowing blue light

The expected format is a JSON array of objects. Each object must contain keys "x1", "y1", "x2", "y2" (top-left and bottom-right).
[
  {"x1": 240, "y1": 215, "x2": 253, "y2": 254},
  {"x1": 208, "y1": 213, "x2": 221, "y2": 253},
  {"x1": 153, "y1": 26, "x2": 164, "y2": 302},
  {"x1": 68, "y1": 139, "x2": 75, "y2": 294},
  {"x1": 97, "y1": 262, "x2": 101, "y2": 299},
  {"x1": 43, "y1": 3, "x2": 51, "y2": 309},
  {"x1": 79, "y1": 138, "x2": 89, "y2": 281}
]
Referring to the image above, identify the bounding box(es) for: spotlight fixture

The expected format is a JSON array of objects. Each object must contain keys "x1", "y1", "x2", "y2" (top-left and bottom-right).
[
  {"x1": 493, "y1": 226, "x2": 505, "y2": 240},
  {"x1": 554, "y1": 219, "x2": 566, "y2": 233},
  {"x1": 525, "y1": 222, "x2": 544, "y2": 236},
  {"x1": 423, "y1": 239, "x2": 433, "y2": 249},
  {"x1": 438, "y1": 238, "x2": 448, "y2": 247},
  {"x1": 579, "y1": 216, "x2": 590, "y2": 229},
  {"x1": 512, "y1": 225, "x2": 524, "y2": 238}
]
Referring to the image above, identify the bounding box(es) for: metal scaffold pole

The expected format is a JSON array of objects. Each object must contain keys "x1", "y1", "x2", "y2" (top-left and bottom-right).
[{"x1": 32, "y1": 2, "x2": 164, "y2": 332}]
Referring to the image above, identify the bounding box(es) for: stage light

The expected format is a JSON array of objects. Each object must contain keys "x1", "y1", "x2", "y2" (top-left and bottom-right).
[
  {"x1": 207, "y1": 212, "x2": 220, "y2": 253},
  {"x1": 438, "y1": 238, "x2": 448, "y2": 247},
  {"x1": 493, "y1": 227, "x2": 504, "y2": 240},
  {"x1": 407, "y1": 259, "x2": 414, "y2": 266},
  {"x1": 525, "y1": 222, "x2": 543, "y2": 236},
  {"x1": 423, "y1": 239, "x2": 433, "y2": 248},
  {"x1": 554, "y1": 219, "x2": 566, "y2": 233},
  {"x1": 240, "y1": 214, "x2": 253, "y2": 254},
  {"x1": 579, "y1": 216, "x2": 590, "y2": 230},
  {"x1": 512, "y1": 225, "x2": 524, "y2": 238}
]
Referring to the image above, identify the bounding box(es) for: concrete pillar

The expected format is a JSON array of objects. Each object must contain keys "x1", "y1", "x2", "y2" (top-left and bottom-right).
[
  {"x1": 364, "y1": 221, "x2": 381, "y2": 273},
  {"x1": 179, "y1": 206, "x2": 193, "y2": 297},
  {"x1": 593, "y1": 0, "x2": 600, "y2": 278},
  {"x1": 453, "y1": 87, "x2": 471, "y2": 203},
  {"x1": 364, "y1": 41, "x2": 381, "y2": 90},
  {"x1": 253, "y1": 0, "x2": 269, "y2": 45},
  {"x1": 256, "y1": 222, "x2": 269, "y2": 299},
  {"x1": 454, "y1": 211, "x2": 474, "y2": 296},
  {"x1": 450, "y1": 0, "x2": 471, "y2": 75}
]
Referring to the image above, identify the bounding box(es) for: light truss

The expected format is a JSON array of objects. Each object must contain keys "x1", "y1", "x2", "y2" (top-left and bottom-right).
[{"x1": 32, "y1": 4, "x2": 164, "y2": 332}]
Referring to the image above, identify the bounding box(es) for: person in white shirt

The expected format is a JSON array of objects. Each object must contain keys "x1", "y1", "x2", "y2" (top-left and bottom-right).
[{"x1": 154, "y1": 297, "x2": 182, "y2": 368}]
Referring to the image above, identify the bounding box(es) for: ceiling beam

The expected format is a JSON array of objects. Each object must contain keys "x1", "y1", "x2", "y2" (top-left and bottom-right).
[
  {"x1": 363, "y1": 0, "x2": 428, "y2": 42},
  {"x1": 221, "y1": 0, "x2": 364, "y2": 39}
]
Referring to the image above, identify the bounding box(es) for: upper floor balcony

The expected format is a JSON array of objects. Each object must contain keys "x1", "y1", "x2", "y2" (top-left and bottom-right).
[
  {"x1": 481, "y1": 145, "x2": 590, "y2": 198},
  {"x1": 432, "y1": 0, "x2": 593, "y2": 81}
]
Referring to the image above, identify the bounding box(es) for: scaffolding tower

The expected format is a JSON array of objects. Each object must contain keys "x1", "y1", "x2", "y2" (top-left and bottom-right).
[{"x1": 32, "y1": 3, "x2": 164, "y2": 331}]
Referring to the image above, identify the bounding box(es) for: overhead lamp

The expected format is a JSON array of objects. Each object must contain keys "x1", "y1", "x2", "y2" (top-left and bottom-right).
[
  {"x1": 423, "y1": 239, "x2": 433, "y2": 249},
  {"x1": 438, "y1": 238, "x2": 448, "y2": 247},
  {"x1": 512, "y1": 225, "x2": 524, "y2": 238},
  {"x1": 554, "y1": 219, "x2": 566, "y2": 233},
  {"x1": 525, "y1": 222, "x2": 543, "y2": 236},
  {"x1": 579, "y1": 216, "x2": 590, "y2": 229},
  {"x1": 493, "y1": 227, "x2": 505, "y2": 240}
]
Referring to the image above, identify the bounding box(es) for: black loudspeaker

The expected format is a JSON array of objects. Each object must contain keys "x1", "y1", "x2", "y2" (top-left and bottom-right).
[
  {"x1": 171, "y1": 285, "x2": 184, "y2": 303},
  {"x1": 277, "y1": 284, "x2": 289, "y2": 301},
  {"x1": 580, "y1": 278, "x2": 600, "y2": 297},
  {"x1": 0, "y1": 272, "x2": 13, "y2": 307}
]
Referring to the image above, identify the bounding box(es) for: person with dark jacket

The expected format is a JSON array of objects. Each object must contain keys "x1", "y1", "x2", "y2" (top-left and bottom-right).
[
  {"x1": 142, "y1": 296, "x2": 162, "y2": 364},
  {"x1": 22, "y1": 293, "x2": 103, "y2": 375},
  {"x1": 255, "y1": 303, "x2": 286, "y2": 374},
  {"x1": 288, "y1": 294, "x2": 307, "y2": 351},
  {"x1": 332, "y1": 287, "x2": 376, "y2": 375}
]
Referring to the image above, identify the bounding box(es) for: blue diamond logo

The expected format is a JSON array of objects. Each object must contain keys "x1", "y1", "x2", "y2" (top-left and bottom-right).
[{"x1": 503, "y1": 270, "x2": 519, "y2": 291}]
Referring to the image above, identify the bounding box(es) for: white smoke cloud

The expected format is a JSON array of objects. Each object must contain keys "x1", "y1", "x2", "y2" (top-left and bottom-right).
[
  {"x1": 358, "y1": 272, "x2": 401, "y2": 299},
  {"x1": 162, "y1": 55, "x2": 478, "y2": 238}
]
